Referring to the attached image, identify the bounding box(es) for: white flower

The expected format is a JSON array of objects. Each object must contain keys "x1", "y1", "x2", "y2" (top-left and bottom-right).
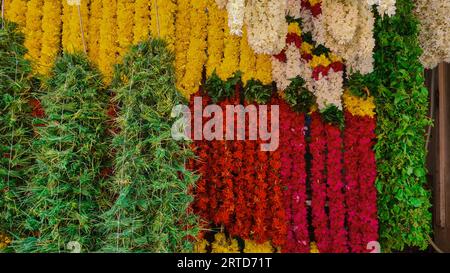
[
  {"x1": 67, "y1": 0, "x2": 81, "y2": 6},
  {"x1": 227, "y1": 0, "x2": 246, "y2": 36}
]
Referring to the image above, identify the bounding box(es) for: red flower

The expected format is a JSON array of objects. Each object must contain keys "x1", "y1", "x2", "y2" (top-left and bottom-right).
[
  {"x1": 274, "y1": 50, "x2": 287, "y2": 63},
  {"x1": 286, "y1": 33, "x2": 302, "y2": 49}
]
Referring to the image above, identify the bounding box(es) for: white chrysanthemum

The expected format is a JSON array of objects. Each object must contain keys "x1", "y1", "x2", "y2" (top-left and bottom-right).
[
  {"x1": 287, "y1": 0, "x2": 301, "y2": 19},
  {"x1": 367, "y1": 0, "x2": 396, "y2": 17},
  {"x1": 415, "y1": 0, "x2": 450, "y2": 69},
  {"x1": 313, "y1": 70, "x2": 344, "y2": 110},
  {"x1": 227, "y1": 0, "x2": 246, "y2": 36},
  {"x1": 272, "y1": 57, "x2": 290, "y2": 91}
]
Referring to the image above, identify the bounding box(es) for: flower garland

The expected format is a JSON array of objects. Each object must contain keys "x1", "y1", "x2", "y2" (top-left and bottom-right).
[
  {"x1": 217, "y1": 13, "x2": 241, "y2": 80},
  {"x1": 239, "y1": 27, "x2": 257, "y2": 84},
  {"x1": 227, "y1": 0, "x2": 245, "y2": 36},
  {"x1": 150, "y1": 0, "x2": 177, "y2": 52},
  {"x1": 206, "y1": 2, "x2": 226, "y2": 77},
  {"x1": 68, "y1": 0, "x2": 89, "y2": 53},
  {"x1": 133, "y1": 0, "x2": 151, "y2": 43},
  {"x1": 244, "y1": 0, "x2": 288, "y2": 55},
  {"x1": 211, "y1": 233, "x2": 240, "y2": 253},
  {"x1": 5, "y1": 0, "x2": 27, "y2": 27},
  {"x1": 180, "y1": 0, "x2": 208, "y2": 97},
  {"x1": 324, "y1": 122, "x2": 347, "y2": 252},
  {"x1": 414, "y1": 0, "x2": 450, "y2": 69},
  {"x1": 310, "y1": 112, "x2": 330, "y2": 252},
  {"x1": 175, "y1": 0, "x2": 191, "y2": 90},
  {"x1": 99, "y1": 0, "x2": 118, "y2": 83},
  {"x1": 117, "y1": 0, "x2": 135, "y2": 58},
  {"x1": 88, "y1": 0, "x2": 102, "y2": 65},
  {"x1": 255, "y1": 54, "x2": 273, "y2": 85},
  {"x1": 38, "y1": 0, "x2": 62, "y2": 75},
  {"x1": 279, "y1": 99, "x2": 309, "y2": 253},
  {"x1": 24, "y1": 0, "x2": 43, "y2": 66}
]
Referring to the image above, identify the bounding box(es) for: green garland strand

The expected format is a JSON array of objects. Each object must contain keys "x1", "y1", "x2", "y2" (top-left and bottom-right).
[
  {"x1": 97, "y1": 39, "x2": 198, "y2": 253},
  {"x1": 372, "y1": 0, "x2": 432, "y2": 251},
  {"x1": 12, "y1": 53, "x2": 109, "y2": 253},
  {"x1": 0, "y1": 20, "x2": 33, "y2": 239}
]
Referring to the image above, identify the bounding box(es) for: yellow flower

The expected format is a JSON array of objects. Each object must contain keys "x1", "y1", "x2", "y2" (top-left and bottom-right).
[
  {"x1": 343, "y1": 90, "x2": 376, "y2": 118},
  {"x1": 310, "y1": 242, "x2": 320, "y2": 253},
  {"x1": 309, "y1": 0, "x2": 322, "y2": 6},
  {"x1": 240, "y1": 27, "x2": 257, "y2": 84},
  {"x1": 38, "y1": 0, "x2": 62, "y2": 75},
  {"x1": 211, "y1": 233, "x2": 240, "y2": 253},
  {"x1": 180, "y1": 0, "x2": 208, "y2": 97},
  {"x1": 117, "y1": 0, "x2": 135, "y2": 59},
  {"x1": 194, "y1": 239, "x2": 209, "y2": 253},
  {"x1": 133, "y1": 0, "x2": 151, "y2": 44},
  {"x1": 206, "y1": 1, "x2": 226, "y2": 77},
  {"x1": 243, "y1": 240, "x2": 274, "y2": 253},
  {"x1": 310, "y1": 54, "x2": 331, "y2": 68},
  {"x1": 301, "y1": 41, "x2": 313, "y2": 55},
  {"x1": 24, "y1": 0, "x2": 44, "y2": 69},
  {"x1": 329, "y1": 53, "x2": 343, "y2": 63},
  {"x1": 66, "y1": 0, "x2": 89, "y2": 54},
  {"x1": 151, "y1": 0, "x2": 177, "y2": 52},
  {"x1": 255, "y1": 54, "x2": 273, "y2": 85},
  {"x1": 88, "y1": 0, "x2": 103, "y2": 66},
  {"x1": 217, "y1": 12, "x2": 240, "y2": 80},
  {"x1": 99, "y1": 0, "x2": 118, "y2": 83},
  {"x1": 175, "y1": 0, "x2": 192, "y2": 90},
  {"x1": 288, "y1": 22, "x2": 301, "y2": 36},
  {"x1": 5, "y1": 0, "x2": 28, "y2": 27}
]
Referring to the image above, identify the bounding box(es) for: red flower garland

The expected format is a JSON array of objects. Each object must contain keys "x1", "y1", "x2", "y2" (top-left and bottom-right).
[
  {"x1": 310, "y1": 112, "x2": 330, "y2": 252},
  {"x1": 324, "y1": 123, "x2": 347, "y2": 252}
]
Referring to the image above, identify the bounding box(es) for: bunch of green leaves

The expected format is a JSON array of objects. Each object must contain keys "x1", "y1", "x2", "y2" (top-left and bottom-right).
[
  {"x1": 0, "y1": 20, "x2": 33, "y2": 239},
  {"x1": 372, "y1": 0, "x2": 432, "y2": 251},
  {"x1": 11, "y1": 53, "x2": 109, "y2": 253},
  {"x1": 204, "y1": 71, "x2": 241, "y2": 103},
  {"x1": 283, "y1": 76, "x2": 315, "y2": 113},
  {"x1": 321, "y1": 105, "x2": 344, "y2": 128},
  {"x1": 97, "y1": 39, "x2": 199, "y2": 253},
  {"x1": 243, "y1": 79, "x2": 272, "y2": 104}
]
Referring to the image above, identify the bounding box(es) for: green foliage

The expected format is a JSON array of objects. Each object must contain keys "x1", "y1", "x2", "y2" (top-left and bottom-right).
[
  {"x1": 243, "y1": 79, "x2": 272, "y2": 104},
  {"x1": 205, "y1": 71, "x2": 242, "y2": 103},
  {"x1": 320, "y1": 105, "x2": 344, "y2": 128},
  {"x1": 97, "y1": 39, "x2": 199, "y2": 253},
  {"x1": 11, "y1": 53, "x2": 109, "y2": 253},
  {"x1": 372, "y1": 0, "x2": 432, "y2": 251},
  {"x1": 283, "y1": 76, "x2": 315, "y2": 113},
  {"x1": 0, "y1": 20, "x2": 33, "y2": 238}
]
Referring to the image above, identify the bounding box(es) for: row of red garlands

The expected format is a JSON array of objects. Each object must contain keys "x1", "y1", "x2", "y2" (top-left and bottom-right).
[{"x1": 188, "y1": 84, "x2": 378, "y2": 253}]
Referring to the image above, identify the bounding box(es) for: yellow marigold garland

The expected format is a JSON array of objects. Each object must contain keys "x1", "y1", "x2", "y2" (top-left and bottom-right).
[
  {"x1": 88, "y1": 0, "x2": 102, "y2": 65},
  {"x1": 62, "y1": 0, "x2": 71, "y2": 51},
  {"x1": 211, "y1": 233, "x2": 240, "y2": 253},
  {"x1": 217, "y1": 12, "x2": 240, "y2": 80},
  {"x1": 5, "y1": 0, "x2": 28, "y2": 26},
  {"x1": 255, "y1": 54, "x2": 273, "y2": 85},
  {"x1": 205, "y1": 1, "x2": 225, "y2": 77},
  {"x1": 117, "y1": 0, "x2": 135, "y2": 58},
  {"x1": 243, "y1": 240, "x2": 274, "y2": 253},
  {"x1": 194, "y1": 239, "x2": 209, "y2": 253},
  {"x1": 24, "y1": 0, "x2": 43, "y2": 66},
  {"x1": 99, "y1": 0, "x2": 118, "y2": 83},
  {"x1": 66, "y1": 0, "x2": 89, "y2": 53},
  {"x1": 38, "y1": 0, "x2": 62, "y2": 75},
  {"x1": 175, "y1": 0, "x2": 191, "y2": 89},
  {"x1": 180, "y1": 0, "x2": 208, "y2": 97},
  {"x1": 342, "y1": 90, "x2": 376, "y2": 118},
  {"x1": 150, "y1": 0, "x2": 177, "y2": 52},
  {"x1": 133, "y1": 0, "x2": 151, "y2": 43},
  {"x1": 239, "y1": 27, "x2": 257, "y2": 84}
]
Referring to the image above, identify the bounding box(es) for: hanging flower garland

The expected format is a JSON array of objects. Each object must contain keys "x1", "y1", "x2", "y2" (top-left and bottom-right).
[
  {"x1": 5, "y1": 0, "x2": 28, "y2": 26},
  {"x1": 414, "y1": 0, "x2": 450, "y2": 69},
  {"x1": 239, "y1": 27, "x2": 257, "y2": 84},
  {"x1": 175, "y1": 0, "x2": 191, "y2": 90},
  {"x1": 117, "y1": 0, "x2": 135, "y2": 58},
  {"x1": 98, "y1": 0, "x2": 118, "y2": 83},
  {"x1": 150, "y1": 0, "x2": 177, "y2": 52},
  {"x1": 133, "y1": 0, "x2": 151, "y2": 43},
  {"x1": 24, "y1": 0, "x2": 43, "y2": 66},
  {"x1": 87, "y1": 0, "x2": 102, "y2": 65},
  {"x1": 227, "y1": 0, "x2": 245, "y2": 36},
  {"x1": 217, "y1": 13, "x2": 241, "y2": 80},
  {"x1": 39, "y1": 0, "x2": 62, "y2": 75}
]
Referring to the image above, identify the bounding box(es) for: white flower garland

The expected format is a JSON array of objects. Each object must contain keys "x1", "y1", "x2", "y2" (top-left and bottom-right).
[
  {"x1": 313, "y1": 70, "x2": 344, "y2": 110},
  {"x1": 313, "y1": 0, "x2": 375, "y2": 75},
  {"x1": 227, "y1": 0, "x2": 246, "y2": 36},
  {"x1": 367, "y1": 0, "x2": 396, "y2": 17},
  {"x1": 415, "y1": 0, "x2": 450, "y2": 69},
  {"x1": 245, "y1": 0, "x2": 288, "y2": 55}
]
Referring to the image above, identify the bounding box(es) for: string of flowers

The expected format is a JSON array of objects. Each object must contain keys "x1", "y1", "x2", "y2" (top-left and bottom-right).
[
  {"x1": 38, "y1": 0, "x2": 62, "y2": 75},
  {"x1": 310, "y1": 112, "x2": 330, "y2": 253},
  {"x1": 255, "y1": 54, "x2": 273, "y2": 85},
  {"x1": 217, "y1": 13, "x2": 240, "y2": 80},
  {"x1": 117, "y1": 0, "x2": 135, "y2": 58},
  {"x1": 133, "y1": 0, "x2": 151, "y2": 43},
  {"x1": 414, "y1": 0, "x2": 450, "y2": 69},
  {"x1": 180, "y1": 0, "x2": 208, "y2": 97},
  {"x1": 98, "y1": 0, "x2": 118, "y2": 83},
  {"x1": 24, "y1": 0, "x2": 43, "y2": 67},
  {"x1": 88, "y1": 0, "x2": 102, "y2": 65},
  {"x1": 239, "y1": 27, "x2": 257, "y2": 84},
  {"x1": 206, "y1": 1, "x2": 225, "y2": 77},
  {"x1": 150, "y1": 0, "x2": 176, "y2": 52},
  {"x1": 175, "y1": 0, "x2": 191, "y2": 90},
  {"x1": 5, "y1": 0, "x2": 27, "y2": 27}
]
